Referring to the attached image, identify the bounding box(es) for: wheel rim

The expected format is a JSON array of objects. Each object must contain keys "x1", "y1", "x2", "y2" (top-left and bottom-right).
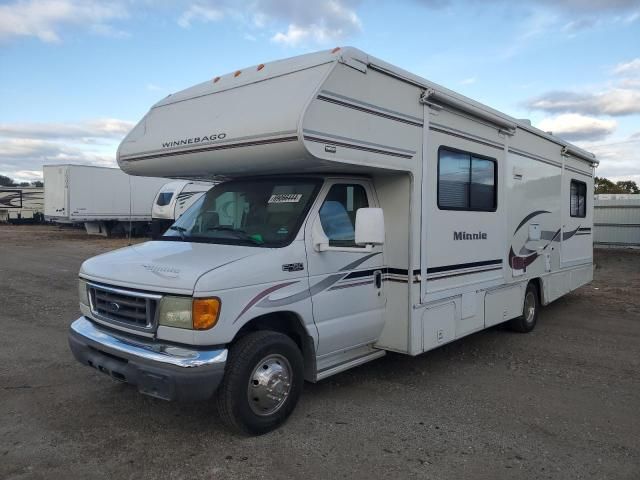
[
  {"x1": 247, "y1": 354, "x2": 292, "y2": 416},
  {"x1": 524, "y1": 291, "x2": 536, "y2": 324}
]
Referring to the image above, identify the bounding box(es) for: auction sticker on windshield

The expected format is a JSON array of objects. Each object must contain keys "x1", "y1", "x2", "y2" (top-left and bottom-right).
[{"x1": 268, "y1": 194, "x2": 303, "y2": 203}]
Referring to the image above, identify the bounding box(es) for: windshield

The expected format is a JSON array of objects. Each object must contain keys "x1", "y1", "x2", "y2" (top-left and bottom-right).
[
  {"x1": 161, "y1": 178, "x2": 321, "y2": 247},
  {"x1": 156, "y1": 191, "x2": 173, "y2": 206}
]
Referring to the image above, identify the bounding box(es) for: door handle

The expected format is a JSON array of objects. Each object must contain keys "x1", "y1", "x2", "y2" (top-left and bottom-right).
[{"x1": 374, "y1": 270, "x2": 382, "y2": 289}]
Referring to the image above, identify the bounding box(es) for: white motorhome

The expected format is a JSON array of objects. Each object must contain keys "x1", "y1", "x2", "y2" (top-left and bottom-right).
[
  {"x1": 0, "y1": 187, "x2": 44, "y2": 222},
  {"x1": 68, "y1": 48, "x2": 596, "y2": 434},
  {"x1": 151, "y1": 180, "x2": 214, "y2": 239},
  {"x1": 44, "y1": 164, "x2": 168, "y2": 235}
]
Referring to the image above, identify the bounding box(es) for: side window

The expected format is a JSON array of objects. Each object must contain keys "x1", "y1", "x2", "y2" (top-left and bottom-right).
[
  {"x1": 438, "y1": 148, "x2": 497, "y2": 211},
  {"x1": 570, "y1": 180, "x2": 586, "y2": 218},
  {"x1": 319, "y1": 184, "x2": 369, "y2": 247}
]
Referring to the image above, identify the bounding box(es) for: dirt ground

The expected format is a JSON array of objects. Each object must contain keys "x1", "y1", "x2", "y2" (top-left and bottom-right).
[{"x1": 1, "y1": 224, "x2": 638, "y2": 480}]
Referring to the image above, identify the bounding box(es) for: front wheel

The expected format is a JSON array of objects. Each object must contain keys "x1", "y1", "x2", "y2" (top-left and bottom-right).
[
  {"x1": 216, "y1": 330, "x2": 304, "y2": 435},
  {"x1": 508, "y1": 282, "x2": 539, "y2": 333}
]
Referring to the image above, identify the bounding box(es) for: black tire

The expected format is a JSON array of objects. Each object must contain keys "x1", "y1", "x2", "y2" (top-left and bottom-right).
[
  {"x1": 216, "y1": 330, "x2": 304, "y2": 435},
  {"x1": 509, "y1": 282, "x2": 540, "y2": 333}
]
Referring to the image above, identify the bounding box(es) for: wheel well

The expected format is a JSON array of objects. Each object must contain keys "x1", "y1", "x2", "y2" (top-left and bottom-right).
[
  {"x1": 233, "y1": 312, "x2": 316, "y2": 381},
  {"x1": 528, "y1": 278, "x2": 544, "y2": 305}
]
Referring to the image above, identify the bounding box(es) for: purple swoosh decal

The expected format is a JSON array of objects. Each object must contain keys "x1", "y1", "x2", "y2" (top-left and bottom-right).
[{"x1": 234, "y1": 281, "x2": 299, "y2": 323}]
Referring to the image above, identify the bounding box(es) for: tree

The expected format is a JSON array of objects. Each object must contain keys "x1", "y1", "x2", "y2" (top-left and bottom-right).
[
  {"x1": 31, "y1": 180, "x2": 44, "y2": 187},
  {"x1": 594, "y1": 176, "x2": 639, "y2": 194},
  {"x1": 615, "y1": 180, "x2": 639, "y2": 194},
  {"x1": 18, "y1": 182, "x2": 30, "y2": 187},
  {"x1": 594, "y1": 177, "x2": 620, "y2": 194},
  {"x1": 0, "y1": 175, "x2": 16, "y2": 187}
]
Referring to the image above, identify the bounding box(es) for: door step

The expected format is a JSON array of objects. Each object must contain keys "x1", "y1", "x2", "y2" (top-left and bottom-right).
[{"x1": 316, "y1": 348, "x2": 386, "y2": 381}]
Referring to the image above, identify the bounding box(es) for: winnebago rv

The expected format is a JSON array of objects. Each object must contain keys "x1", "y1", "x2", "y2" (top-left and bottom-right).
[
  {"x1": 44, "y1": 164, "x2": 168, "y2": 236},
  {"x1": 151, "y1": 180, "x2": 214, "y2": 239},
  {"x1": 0, "y1": 187, "x2": 44, "y2": 222},
  {"x1": 68, "y1": 48, "x2": 596, "y2": 434}
]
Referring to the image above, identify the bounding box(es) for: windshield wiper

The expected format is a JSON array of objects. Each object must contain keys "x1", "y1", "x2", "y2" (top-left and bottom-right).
[
  {"x1": 168, "y1": 225, "x2": 187, "y2": 241},
  {"x1": 207, "y1": 226, "x2": 264, "y2": 245}
]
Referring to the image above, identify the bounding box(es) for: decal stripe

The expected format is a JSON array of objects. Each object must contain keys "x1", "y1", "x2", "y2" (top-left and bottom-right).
[
  {"x1": 427, "y1": 259, "x2": 502, "y2": 274},
  {"x1": 120, "y1": 135, "x2": 299, "y2": 163},
  {"x1": 234, "y1": 281, "x2": 299, "y2": 323},
  {"x1": 319, "y1": 90, "x2": 424, "y2": 123},
  {"x1": 514, "y1": 210, "x2": 550, "y2": 235},
  {"x1": 427, "y1": 266, "x2": 503, "y2": 280},
  {"x1": 562, "y1": 226, "x2": 581, "y2": 241},
  {"x1": 317, "y1": 94, "x2": 423, "y2": 127},
  {"x1": 329, "y1": 280, "x2": 373, "y2": 291},
  {"x1": 304, "y1": 136, "x2": 414, "y2": 159}
]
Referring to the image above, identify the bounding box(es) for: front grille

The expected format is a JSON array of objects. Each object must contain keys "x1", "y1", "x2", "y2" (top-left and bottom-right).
[{"x1": 88, "y1": 283, "x2": 160, "y2": 331}]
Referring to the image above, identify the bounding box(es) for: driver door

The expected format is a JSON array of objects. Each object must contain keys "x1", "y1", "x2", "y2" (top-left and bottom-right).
[{"x1": 304, "y1": 180, "x2": 386, "y2": 357}]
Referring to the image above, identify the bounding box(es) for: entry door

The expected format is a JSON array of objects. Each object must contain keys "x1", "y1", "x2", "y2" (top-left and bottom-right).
[{"x1": 305, "y1": 180, "x2": 386, "y2": 357}]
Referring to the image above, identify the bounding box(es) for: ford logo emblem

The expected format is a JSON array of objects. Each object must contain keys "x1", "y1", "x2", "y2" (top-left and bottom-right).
[{"x1": 109, "y1": 302, "x2": 121, "y2": 312}]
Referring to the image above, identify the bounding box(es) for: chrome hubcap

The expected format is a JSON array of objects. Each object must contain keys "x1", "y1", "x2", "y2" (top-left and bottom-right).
[
  {"x1": 247, "y1": 354, "x2": 292, "y2": 416},
  {"x1": 524, "y1": 291, "x2": 536, "y2": 323}
]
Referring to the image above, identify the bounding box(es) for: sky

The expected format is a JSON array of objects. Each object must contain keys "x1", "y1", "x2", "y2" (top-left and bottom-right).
[{"x1": 0, "y1": 0, "x2": 639, "y2": 184}]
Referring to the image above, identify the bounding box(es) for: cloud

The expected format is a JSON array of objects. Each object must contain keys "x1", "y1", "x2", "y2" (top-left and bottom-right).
[
  {"x1": 580, "y1": 133, "x2": 640, "y2": 183},
  {"x1": 0, "y1": 0, "x2": 128, "y2": 43},
  {"x1": 178, "y1": 3, "x2": 224, "y2": 28},
  {"x1": 0, "y1": 119, "x2": 131, "y2": 181},
  {"x1": 0, "y1": 119, "x2": 134, "y2": 140},
  {"x1": 613, "y1": 58, "x2": 640, "y2": 75},
  {"x1": 562, "y1": 17, "x2": 596, "y2": 33},
  {"x1": 459, "y1": 77, "x2": 477, "y2": 85},
  {"x1": 0, "y1": 138, "x2": 118, "y2": 181},
  {"x1": 535, "y1": 0, "x2": 640, "y2": 11},
  {"x1": 414, "y1": 0, "x2": 640, "y2": 12},
  {"x1": 526, "y1": 88, "x2": 640, "y2": 116},
  {"x1": 176, "y1": 0, "x2": 362, "y2": 46},
  {"x1": 536, "y1": 113, "x2": 617, "y2": 141}
]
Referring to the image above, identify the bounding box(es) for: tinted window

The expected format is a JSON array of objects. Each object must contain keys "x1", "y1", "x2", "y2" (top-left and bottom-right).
[
  {"x1": 438, "y1": 148, "x2": 496, "y2": 211},
  {"x1": 156, "y1": 192, "x2": 173, "y2": 206},
  {"x1": 570, "y1": 180, "x2": 586, "y2": 218},
  {"x1": 319, "y1": 184, "x2": 369, "y2": 247}
]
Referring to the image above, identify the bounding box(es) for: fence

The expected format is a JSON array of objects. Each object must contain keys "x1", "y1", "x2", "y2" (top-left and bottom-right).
[{"x1": 594, "y1": 194, "x2": 640, "y2": 248}]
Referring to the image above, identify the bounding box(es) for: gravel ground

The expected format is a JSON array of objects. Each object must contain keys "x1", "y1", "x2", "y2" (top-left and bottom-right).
[{"x1": 1, "y1": 224, "x2": 638, "y2": 480}]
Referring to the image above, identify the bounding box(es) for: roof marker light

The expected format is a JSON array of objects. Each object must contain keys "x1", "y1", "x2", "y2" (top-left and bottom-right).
[
  {"x1": 331, "y1": 47, "x2": 341, "y2": 53},
  {"x1": 234, "y1": 70, "x2": 242, "y2": 77},
  {"x1": 213, "y1": 76, "x2": 220, "y2": 83},
  {"x1": 257, "y1": 64, "x2": 265, "y2": 71}
]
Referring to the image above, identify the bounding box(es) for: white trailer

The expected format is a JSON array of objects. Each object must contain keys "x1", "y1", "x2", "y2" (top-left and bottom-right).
[
  {"x1": 0, "y1": 187, "x2": 44, "y2": 222},
  {"x1": 44, "y1": 164, "x2": 168, "y2": 235},
  {"x1": 68, "y1": 48, "x2": 596, "y2": 434},
  {"x1": 151, "y1": 180, "x2": 213, "y2": 239}
]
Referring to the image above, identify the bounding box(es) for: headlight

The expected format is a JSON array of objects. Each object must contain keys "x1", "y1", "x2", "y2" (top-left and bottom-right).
[
  {"x1": 158, "y1": 296, "x2": 221, "y2": 330},
  {"x1": 158, "y1": 296, "x2": 193, "y2": 329},
  {"x1": 78, "y1": 279, "x2": 89, "y2": 307}
]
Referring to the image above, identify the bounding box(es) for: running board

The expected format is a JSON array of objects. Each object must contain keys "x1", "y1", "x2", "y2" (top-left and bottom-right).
[{"x1": 316, "y1": 349, "x2": 386, "y2": 381}]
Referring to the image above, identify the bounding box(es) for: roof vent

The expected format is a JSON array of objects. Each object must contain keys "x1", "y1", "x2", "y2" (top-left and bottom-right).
[{"x1": 517, "y1": 118, "x2": 532, "y2": 126}]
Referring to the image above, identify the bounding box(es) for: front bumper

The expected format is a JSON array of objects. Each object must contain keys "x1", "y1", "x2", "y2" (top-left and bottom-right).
[{"x1": 68, "y1": 316, "x2": 227, "y2": 401}]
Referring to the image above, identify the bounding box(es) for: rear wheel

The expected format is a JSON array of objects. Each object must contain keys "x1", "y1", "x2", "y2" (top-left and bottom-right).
[
  {"x1": 216, "y1": 330, "x2": 303, "y2": 435},
  {"x1": 509, "y1": 282, "x2": 539, "y2": 333}
]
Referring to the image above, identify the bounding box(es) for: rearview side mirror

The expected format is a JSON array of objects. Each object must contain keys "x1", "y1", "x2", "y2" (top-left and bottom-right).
[{"x1": 355, "y1": 208, "x2": 385, "y2": 247}]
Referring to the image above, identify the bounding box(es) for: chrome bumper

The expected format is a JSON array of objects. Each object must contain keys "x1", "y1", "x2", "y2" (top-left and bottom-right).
[{"x1": 68, "y1": 316, "x2": 227, "y2": 401}]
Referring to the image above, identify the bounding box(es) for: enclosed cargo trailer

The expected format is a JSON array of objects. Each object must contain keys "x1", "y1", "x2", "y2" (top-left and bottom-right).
[{"x1": 44, "y1": 164, "x2": 168, "y2": 235}]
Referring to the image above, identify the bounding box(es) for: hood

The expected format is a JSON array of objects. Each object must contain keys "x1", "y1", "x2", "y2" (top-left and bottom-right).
[{"x1": 80, "y1": 241, "x2": 262, "y2": 294}]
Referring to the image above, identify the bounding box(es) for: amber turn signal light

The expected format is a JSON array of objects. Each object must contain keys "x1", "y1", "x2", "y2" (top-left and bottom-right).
[{"x1": 192, "y1": 298, "x2": 221, "y2": 330}]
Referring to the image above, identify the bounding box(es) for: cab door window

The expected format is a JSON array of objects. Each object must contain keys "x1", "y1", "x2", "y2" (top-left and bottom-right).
[{"x1": 319, "y1": 184, "x2": 369, "y2": 247}]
